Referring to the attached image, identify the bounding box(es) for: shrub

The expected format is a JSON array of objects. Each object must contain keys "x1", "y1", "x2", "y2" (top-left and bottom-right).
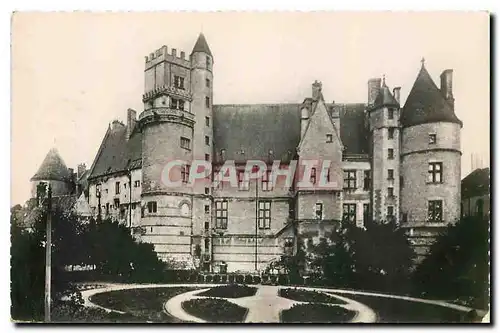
[
  {"x1": 228, "y1": 275, "x2": 235, "y2": 284},
  {"x1": 236, "y1": 275, "x2": 244, "y2": 284},
  {"x1": 254, "y1": 276, "x2": 261, "y2": 284},
  {"x1": 261, "y1": 275, "x2": 269, "y2": 284},
  {"x1": 198, "y1": 285, "x2": 257, "y2": 298},
  {"x1": 213, "y1": 275, "x2": 221, "y2": 283},
  {"x1": 270, "y1": 275, "x2": 277, "y2": 284},
  {"x1": 206, "y1": 275, "x2": 213, "y2": 283},
  {"x1": 221, "y1": 275, "x2": 228, "y2": 283},
  {"x1": 278, "y1": 274, "x2": 288, "y2": 285}
]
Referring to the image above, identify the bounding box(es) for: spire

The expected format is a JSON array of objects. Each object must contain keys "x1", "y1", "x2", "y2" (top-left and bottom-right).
[
  {"x1": 371, "y1": 75, "x2": 398, "y2": 109},
  {"x1": 191, "y1": 33, "x2": 212, "y2": 56},
  {"x1": 421, "y1": 57, "x2": 426, "y2": 67}
]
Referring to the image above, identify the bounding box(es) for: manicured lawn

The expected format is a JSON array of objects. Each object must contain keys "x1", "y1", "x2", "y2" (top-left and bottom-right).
[
  {"x1": 197, "y1": 284, "x2": 257, "y2": 298},
  {"x1": 182, "y1": 298, "x2": 248, "y2": 323},
  {"x1": 344, "y1": 293, "x2": 470, "y2": 323},
  {"x1": 52, "y1": 301, "x2": 144, "y2": 323},
  {"x1": 279, "y1": 288, "x2": 346, "y2": 304},
  {"x1": 281, "y1": 303, "x2": 354, "y2": 323},
  {"x1": 89, "y1": 287, "x2": 198, "y2": 322}
]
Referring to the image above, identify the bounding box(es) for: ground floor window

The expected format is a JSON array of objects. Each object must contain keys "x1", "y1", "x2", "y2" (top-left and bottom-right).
[
  {"x1": 428, "y1": 200, "x2": 443, "y2": 222},
  {"x1": 343, "y1": 203, "x2": 356, "y2": 222}
]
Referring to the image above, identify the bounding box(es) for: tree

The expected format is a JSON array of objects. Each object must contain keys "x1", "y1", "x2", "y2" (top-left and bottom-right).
[{"x1": 413, "y1": 216, "x2": 489, "y2": 309}]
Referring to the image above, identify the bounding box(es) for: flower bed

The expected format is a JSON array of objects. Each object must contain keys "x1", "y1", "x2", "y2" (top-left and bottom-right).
[
  {"x1": 197, "y1": 284, "x2": 257, "y2": 298},
  {"x1": 182, "y1": 298, "x2": 248, "y2": 323},
  {"x1": 281, "y1": 303, "x2": 354, "y2": 323},
  {"x1": 279, "y1": 288, "x2": 346, "y2": 304}
]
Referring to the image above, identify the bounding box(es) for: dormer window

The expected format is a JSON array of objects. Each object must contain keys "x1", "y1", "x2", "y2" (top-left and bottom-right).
[
  {"x1": 326, "y1": 134, "x2": 333, "y2": 143},
  {"x1": 429, "y1": 133, "x2": 437, "y2": 144}
]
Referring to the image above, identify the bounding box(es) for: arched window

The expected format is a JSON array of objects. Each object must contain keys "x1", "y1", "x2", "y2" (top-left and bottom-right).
[{"x1": 476, "y1": 199, "x2": 484, "y2": 217}]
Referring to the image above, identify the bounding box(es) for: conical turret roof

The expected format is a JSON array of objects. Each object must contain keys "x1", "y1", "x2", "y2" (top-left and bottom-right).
[
  {"x1": 401, "y1": 62, "x2": 462, "y2": 128},
  {"x1": 373, "y1": 80, "x2": 399, "y2": 108},
  {"x1": 31, "y1": 148, "x2": 71, "y2": 181},
  {"x1": 191, "y1": 33, "x2": 212, "y2": 56}
]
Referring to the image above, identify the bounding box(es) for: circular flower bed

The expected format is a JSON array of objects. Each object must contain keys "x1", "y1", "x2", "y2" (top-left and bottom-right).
[
  {"x1": 279, "y1": 288, "x2": 346, "y2": 304},
  {"x1": 197, "y1": 284, "x2": 257, "y2": 298},
  {"x1": 281, "y1": 303, "x2": 354, "y2": 323},
  {"x1": 182, "y1": 298, "x2": 248, "y2": 323}
]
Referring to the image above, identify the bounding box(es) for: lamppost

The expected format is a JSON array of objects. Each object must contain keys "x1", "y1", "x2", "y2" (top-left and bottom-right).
[
  {"x1": 255, "y1": 173, "x2": 259, "y2": 272},
  {"x1": 127, "y1": 169, "x2": 132, "y2": 229},
  {"x1": 44, "y1": 184, "x2": 52, "y2": 322},
  {"x1": 96, "y1": 183, "x2": 102, "y2": 222}
]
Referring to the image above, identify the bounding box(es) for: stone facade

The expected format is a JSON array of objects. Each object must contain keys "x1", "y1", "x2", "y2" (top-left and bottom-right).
[{"x1": 81, "y1": 34, "x2": 462, "y2": 272}]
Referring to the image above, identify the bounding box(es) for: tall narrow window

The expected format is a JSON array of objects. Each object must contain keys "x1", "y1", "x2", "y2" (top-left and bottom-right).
[
  {"x1": 343, "y1": 204, "x2": 356, "y2": 222},
  {"x1": 181, "y1": 164, "x2": 190, "y2": 183},
  {"x1": 205, "y1": 116, "x2": 210, "y2": 126},
  {"x1": 258, "y1": 201, "x2": 271, "y2": 229},
  {"x1": 115, "y1": 182, "x2": 120, "y2": 195},
  {"x1": 205, "y1": 78, "x2": 210, "y2": 88},
  {"x1": 205, "y1": 136, "x2": 210, "y2": 146},
  {"x1": 428, "y1": 200, "x2": 443, "y2": 222},
  {"x1": 205, "y1": 154, "x2": 210, "y2": 161},
  {"x1": 388, "y1": 128, "x2": 395, "y2": 139},
  {"x1": 343, "y1": 170, "x2": 357, "y2": 189},
  {"x1": 326, "y1": 134, "x2": 333, "y2": 143},
  {"x1": 388, "y1": 187, "x2": 394, "y2": 198},
  {"x1": 262, "y1": 170, "x2": 272, "y2": 191},
  {"x1": 363, "y1": 203, "x2": 370, "y2": 224},
  {"x1": 363, "y1": 170, "x2": 371, "y2": 190},
  {"x1": 310, "y1": 168, "x2": 317, "y2": 184},
  {"x1": 388, "y1": 169, "x2": 394, "y2": 180},
  {"x1": 215, "y1": 200, "x2": 228, "y2": 229},
  {"x1": 429, "y1": 133, "x2": 437, "y2": 144},
  {"x1": 388, "y1": 149, "x2": 394, "y2": 160},
  {"x1": 428, "y1": 162, "x2": 443, "y2": 183},
  {"x1": 238, "y1": 171, "x2": 249, "y2": 191},
  {"x1": 174, "y1": 75, "x2": 185, "y2": 90},
  {"x1": 205, "y1": 96, "x2": 210, "y2": 108},
  {"x1": 206, "y1": 56, "x2": 211, "y2": 69},
  {"x1": 315, "y1": 203, "x2": 323, "y2": 220},
  {"x1": 387, "y1": 206, "x2": 395, "y2": 221}
]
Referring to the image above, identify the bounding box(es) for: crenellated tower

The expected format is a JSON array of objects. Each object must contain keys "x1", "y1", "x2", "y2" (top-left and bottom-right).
[
  {"x1": 139, "y1": 42, "x2": 196, "y2": 265},
  {"x1": 367, "y1": 76, "x2": 401, "y2": 223}
]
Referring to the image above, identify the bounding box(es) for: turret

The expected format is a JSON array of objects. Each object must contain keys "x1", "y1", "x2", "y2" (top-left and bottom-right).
[
  {"x1": 367, "y1": 76, "x2": 401, "y2": 223},
  {"x1": 30, "y1": 148, "x2": 74, "y2": 198}
]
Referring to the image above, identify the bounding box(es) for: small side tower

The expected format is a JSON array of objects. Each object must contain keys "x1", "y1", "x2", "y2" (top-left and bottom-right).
[
  {"x1": 367, "y1": 77, "x2": 401, "y2": 222},
  {"x1": 400, "y1": 60, "x2": 462, "y2": 260},
  {"x1": 30, "y1": 148, "x2": 74, "y2": 198},
  {"x1": 139, "y1": 42, "x2": 195, "y2": 265}
]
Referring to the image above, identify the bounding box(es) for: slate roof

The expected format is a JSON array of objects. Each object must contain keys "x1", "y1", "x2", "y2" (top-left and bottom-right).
[
  {"x1": 89, "y1": 102, "x2": 369, "y2": 177},
  {"x1": 31, "y1": 148, "x2": 72, "y2": 182},
  {"x1": 462, "y1": 167, "x2": 490, "y2": 199},
  {"x1": 87, "y1": 123, "x2": 142, "y2": 180},
  {"x1": 372, "y1": 81, "x2": 399, "y2": 109},
  {"x1": 191, "y1": 33, "x2": 212, "y2": 56},
  {"x1": 212, "y1": 104, "x2": 301, "y2": 163},
  {"x1": 401, "y1": 64, "x2": 462, "y2": 128}
]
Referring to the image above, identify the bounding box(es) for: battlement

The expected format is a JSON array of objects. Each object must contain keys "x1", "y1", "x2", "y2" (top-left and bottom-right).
[{"x1": 145, "y1": 45, "x2": 190, "y2": 70}]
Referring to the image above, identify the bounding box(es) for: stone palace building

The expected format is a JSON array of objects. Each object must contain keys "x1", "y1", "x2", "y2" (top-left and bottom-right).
[{"x1": 31, "y1": 33, "x2": 462, "y2": 272}]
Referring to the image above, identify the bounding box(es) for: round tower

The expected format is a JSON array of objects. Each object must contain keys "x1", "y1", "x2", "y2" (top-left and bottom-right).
[
  {"x1": 400, "y1": 61, "x2": 462, "y2": 259},
  {"x1": 367, "y1": 77, "x2": 401, "y2": 223},
  {"x1": 30, "y1": 148, "x2": 74, "y2": 198},
  {"x1": 139, "y1": 43, "x2": 196, "y2": 266}
]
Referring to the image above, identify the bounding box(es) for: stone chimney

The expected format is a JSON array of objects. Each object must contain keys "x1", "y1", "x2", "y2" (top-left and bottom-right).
[
  {"x1": 77, "y1": 163, "x2": 87, "y2": 179},
  {"x1": 127, "y1": 108, "x2": 137, "y2": 140},
  {"x1": 440, "y1": 69, "x2": 454, "y2": 107},
  {"x1": 393, "y1": 87, "x2": 401, "y2": 104},
  {"x1": 367, "y1": 78, "x2": 382, "y2": 106},
  {"x1": 312, "y1": 80, "x2": 322, "y2": 101},
  {"x1": 111, "y1": 120, "x2": 125, "y2": 132}
]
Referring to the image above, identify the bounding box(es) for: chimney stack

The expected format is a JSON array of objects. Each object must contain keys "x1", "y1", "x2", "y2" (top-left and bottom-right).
[
  {"x1": 393, "y1": 87, "x2": 401, "y2": 104},
  {"x1": 367, "y1": 78, "x2": 382, "y2": 106},
  {"x1": 312, "y1": 80, "x2": 323, "y2": 101},
  {"x1": 127, "y1": 108, "x2": 137, "y2": 140},
  {"x1": 440, "y1": 69, "x2": 454, "y2": 107}
]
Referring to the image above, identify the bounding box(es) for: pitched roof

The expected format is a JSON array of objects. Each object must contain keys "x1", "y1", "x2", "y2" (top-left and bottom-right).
[
  {"x1": 212, "y1": 104, "x2": 301, "y2": 163},
  {"x1": 31, "y1": 148, "x2": 71, "y2": 181},
  {"x1": 333, "y1": 103, "x2": 370, "y2": 155},
  {"x1": 372, "y1": 81, "x2": 399, "y2": 109},
  {"x1": 191, "y1": 33, "x2": 212, "y2": 56},
  {"x1": 462, "y1": 167, "x2": 490, "y2": 199},
  {"x1": 401, "y1": 64, "x2": 462, "y2": 128},
  {"x1": 87, "y1": 123, "x2": 142, "y2": 180}
]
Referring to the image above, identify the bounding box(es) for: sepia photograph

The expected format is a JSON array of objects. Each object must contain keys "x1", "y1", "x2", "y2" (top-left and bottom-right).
[{"x1": 10, "y1": 11, "x2": 490, "y2": 323}]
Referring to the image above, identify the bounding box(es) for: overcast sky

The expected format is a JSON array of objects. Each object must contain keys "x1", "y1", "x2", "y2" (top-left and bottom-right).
[{"x1": 11, "y1": 12, "x2": 489, "y2": 205}]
